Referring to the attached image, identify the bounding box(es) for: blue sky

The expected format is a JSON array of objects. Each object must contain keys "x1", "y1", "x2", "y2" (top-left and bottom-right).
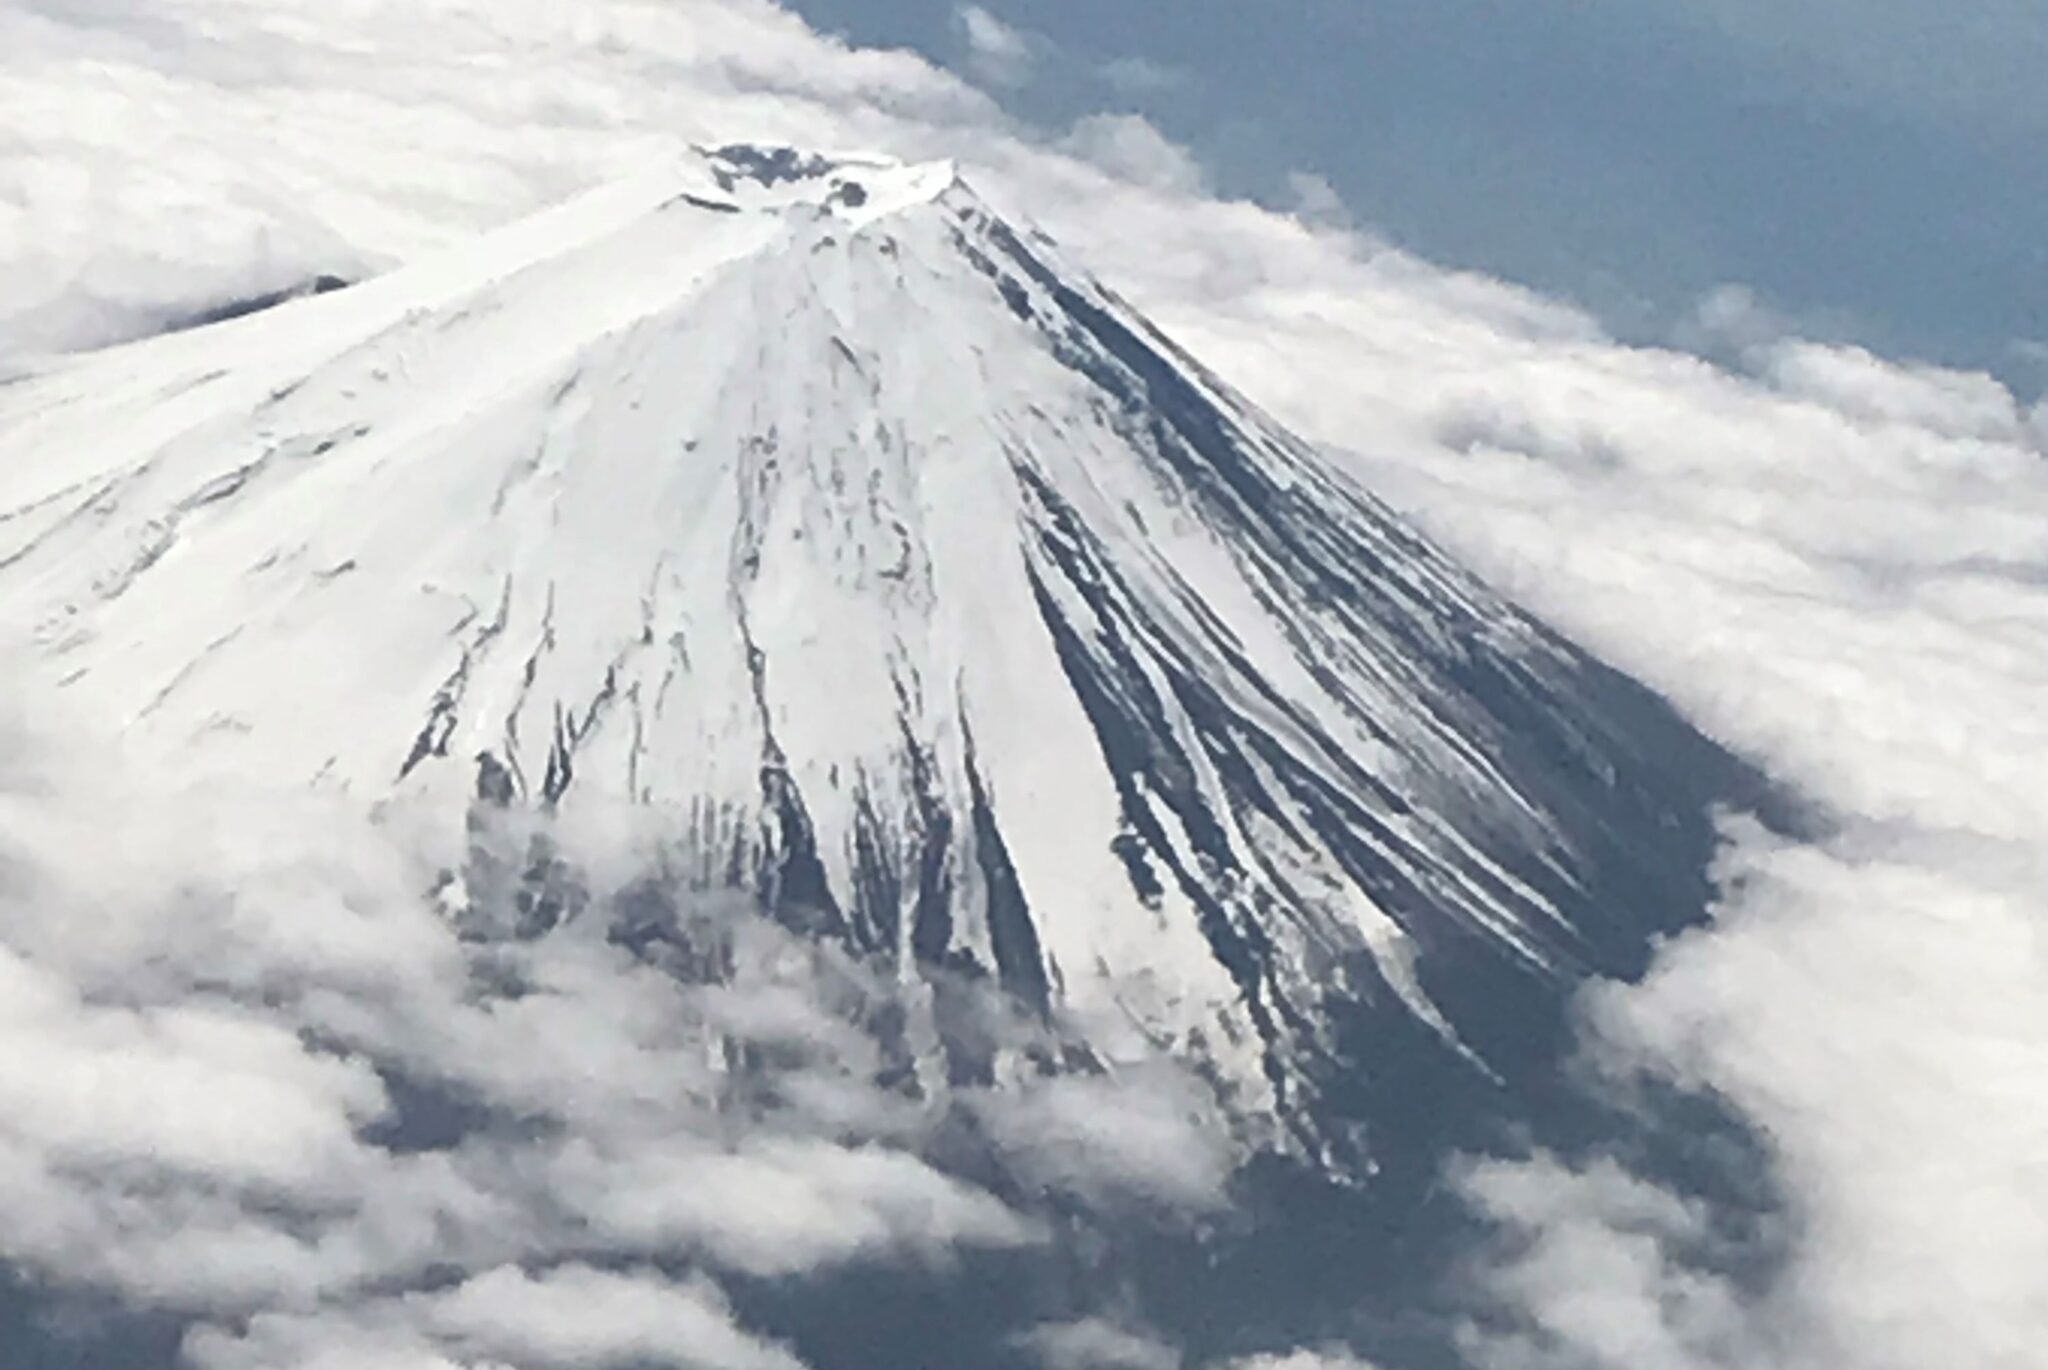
[{"x1": 788, "y1": 0, "x2": 2048, "y2": 387}]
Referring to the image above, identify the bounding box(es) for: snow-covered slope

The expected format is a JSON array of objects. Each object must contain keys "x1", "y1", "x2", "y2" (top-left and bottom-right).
[{"x1": 0, "y1": 145, "x2": 1748, "y2": 1158}]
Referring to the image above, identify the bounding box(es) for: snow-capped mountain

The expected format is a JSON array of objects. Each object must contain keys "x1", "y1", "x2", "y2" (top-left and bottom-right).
[{"x1": 0, "y1": 145, "x2": 1750, "y2": 1162}]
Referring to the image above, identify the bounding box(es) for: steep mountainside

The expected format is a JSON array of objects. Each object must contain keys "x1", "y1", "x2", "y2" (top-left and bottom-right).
[{"x1": 0, "y1": 145, "x2": 1750, "y2": 1166}]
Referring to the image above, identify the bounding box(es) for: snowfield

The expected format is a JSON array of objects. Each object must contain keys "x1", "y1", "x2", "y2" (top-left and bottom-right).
[{"x1": 0, "y1": 145, "x2": 1752, "y2": 1166}]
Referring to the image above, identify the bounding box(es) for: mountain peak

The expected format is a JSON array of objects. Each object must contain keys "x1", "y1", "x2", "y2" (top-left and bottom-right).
[
  {"x1": 692, "y1": 142, "x2": 962, "y2": 224},
  {"x1": 0, "y1": 148, "x2": 1752, "y2": 1171}
]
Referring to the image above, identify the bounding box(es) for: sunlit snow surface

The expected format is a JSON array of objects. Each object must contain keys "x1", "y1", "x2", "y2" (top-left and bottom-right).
[{"x1": 0, "y1": 145, "x2": 1752, "y2": 1170}]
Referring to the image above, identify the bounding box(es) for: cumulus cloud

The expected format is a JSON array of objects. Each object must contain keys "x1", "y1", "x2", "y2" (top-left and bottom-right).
[
  {"x1": 1761, "y1": 341, "x2": 2031, "y2": 440},
  {"x1": 1451, "y1": 1154, "x2": 1763, "y2": 1370},
  {"x1": 2, "y1": 5, "x2": 2046, "y2": 1370},
  {"x1": 1547, "y1": 827, "x2": 2048, "y2": 1370},
  {"x1": 1441, "y1": 825, "x2": 2048, "y2": 1370}
]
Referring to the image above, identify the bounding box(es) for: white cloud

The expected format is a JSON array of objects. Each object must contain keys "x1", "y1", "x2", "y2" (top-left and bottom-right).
[
  {"x1": 1014, "y1": 1318, "x2": 1182, "y2": 1370},
  {"x1": 1562, "y1": 827, "x2": 2048, "y2": 1370},
  {"x1": 1681, "y1": 283, "x2": 1793, "y2": 356},
  {"x1": 425, "y1": 1266, "x2": 805, "y2": 1370},
  {"x1": 187, "y1": 1265, "x2": 806, "y2": 1370},
  {"x1": 542, "y1": 1135, "x2": 1040, "y2": 1276},
  {"x1": 1283, "y1": 171, "x2": 1351, "y2": 230},
  {"x1": 1442, "y1": 825, "x2": 2048, "y2": 1370},
  {"x1": 0, "y1": 0, "x2": 997, "y2": 362},
  {"x1": 1161, "y1": 197, "x2": 2048, "y2": 1370},
  {"x1": 1680, "y1": 287, "x2": 2034, "y2": 441},
  {"x1": 1098, "y1": 56, "x2": 1185, "y2": 94},
  {"x1": 974, "y1": 1068, "x2": 1234, "y2": 1212},
  {"x1": 1762, "y1": 340, "x2": 2031, "y2": 440},
  {"x1": 0, "y1": 952, "x2": 383, "y2": 1193},
  {"x1": 1452, "y1": 1154, "x2": 1761, "y2": 1370},
  {"x1": 1058, "y1": 113, "x2": 1207, "y2": 194},
  {"x1": 954, "y1": 4, "x2": 1038, "y2": 89},
  {"x1": 0, "y1": 693, "x2": 1197, "y2": 1359},
  {"x1": 1219, "y1": 1351, "x2": 1385, "y2": 1370}
]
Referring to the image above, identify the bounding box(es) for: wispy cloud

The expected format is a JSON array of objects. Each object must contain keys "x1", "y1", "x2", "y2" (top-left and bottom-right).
[
  {"x1": 1283, "y1": 171, "x2": 1351, "y2": 230},
  {"x1": 1098, "y1": 56, "x2": 1185, "y2": 94},
  {"x1": 1013, "y1": 1318, "x2": 1183, "y2": 1370},
  {"x1": 1058, "y1": 113, "x2": 1207, "y2": 194},
  {"x1": 953, "y1": 4, "x2": 1038, "y2": 89},
  {"x1": 1222, "y1": 1352, "x2": 1386, "y2": 1370}
]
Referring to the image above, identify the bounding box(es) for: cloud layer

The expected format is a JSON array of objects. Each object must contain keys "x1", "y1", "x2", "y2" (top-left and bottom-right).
[
  {"x1": 0, "y1": 692, "x2": 1247, "y2": 1366},
  {"x1": 1155, "y1": 165, "x2": 2048, "y2": 1370}
]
